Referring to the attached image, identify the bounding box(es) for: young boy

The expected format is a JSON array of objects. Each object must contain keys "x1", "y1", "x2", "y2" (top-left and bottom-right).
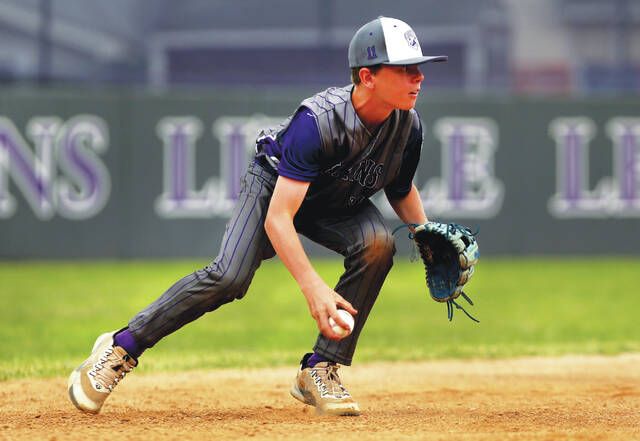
[{"x1": 68, "y1": 16, "x2": 446, "y2": 416}]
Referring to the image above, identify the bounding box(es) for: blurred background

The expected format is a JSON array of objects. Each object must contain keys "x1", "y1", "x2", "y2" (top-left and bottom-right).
[
  {"x1": 1, "y1": 0, "x2": 639, "y2": 94},
  {"x1": 0, "y1": 0, "x2": 639, "y2": 258}
]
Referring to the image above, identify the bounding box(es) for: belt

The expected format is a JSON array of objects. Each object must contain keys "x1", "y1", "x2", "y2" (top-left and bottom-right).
[{"x1": 254, "y1": 155, "x2": 278, "y2": 175}]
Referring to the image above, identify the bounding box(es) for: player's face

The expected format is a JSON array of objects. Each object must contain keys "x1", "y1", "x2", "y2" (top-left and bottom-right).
[{"x1": 373, "y1": 65, "x2": 425, "y2": 110}]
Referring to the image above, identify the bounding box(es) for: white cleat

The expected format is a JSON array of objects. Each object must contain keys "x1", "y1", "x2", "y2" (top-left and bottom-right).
[
  {"x1": 67, "y1": 331, "x2": 137, "y2": 414},
  {"x1": 290, "y1": 355, "x2": 360, "y2": 416}
]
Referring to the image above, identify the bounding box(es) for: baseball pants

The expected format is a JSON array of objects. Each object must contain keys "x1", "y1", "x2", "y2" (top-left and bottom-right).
[{"x1": 128, "y1": 160, "x2": 395, "y2": 365}]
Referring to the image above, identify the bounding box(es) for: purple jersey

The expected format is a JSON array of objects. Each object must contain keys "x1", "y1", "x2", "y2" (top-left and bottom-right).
[
  {"x1": 257, "y1": 108, "x2": 324, "y2": 182},
  {"x1": 259, "y1": 108, "x2": 422, "y2": 195},
  {"x1": 256, "y1": 86, "x2": 423, "y2": 208}
]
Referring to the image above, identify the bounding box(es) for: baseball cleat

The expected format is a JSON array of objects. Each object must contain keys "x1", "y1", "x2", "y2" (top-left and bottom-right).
[
  {"x1": 290, "y1": 355, "x2": 360, "y2": 416},
  {"x1": 67, "y1": 330, "x2": 137, "y2": 414}
]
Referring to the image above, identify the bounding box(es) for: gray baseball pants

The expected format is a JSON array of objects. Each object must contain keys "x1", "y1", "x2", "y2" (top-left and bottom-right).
[{"x1": 128, "y1": 160, "x2": 395, "y2": 365}]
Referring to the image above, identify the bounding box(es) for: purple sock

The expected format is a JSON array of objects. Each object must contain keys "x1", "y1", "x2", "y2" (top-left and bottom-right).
[
  {"x1": 114, "y1": 329, "x2": 143, "y2": 359},
  {"x1": 307, "y1": 352, "x2": 329, "y2": 367}
]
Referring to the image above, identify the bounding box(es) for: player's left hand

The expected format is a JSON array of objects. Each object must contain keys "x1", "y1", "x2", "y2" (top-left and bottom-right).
[{"x1": 412, "y1": 221, "x2": 480, "y2": 322}]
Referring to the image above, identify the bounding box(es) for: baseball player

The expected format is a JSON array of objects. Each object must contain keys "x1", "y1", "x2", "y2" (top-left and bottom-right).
[{"x1": 68, "y1": 16, "x2": 446, "y2": 416}]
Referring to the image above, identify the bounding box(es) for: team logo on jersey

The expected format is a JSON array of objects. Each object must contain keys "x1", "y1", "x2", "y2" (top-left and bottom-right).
[
  {"x1": 0, "y1": 115, "x2": 111, "y2": 220},
  {"x1": 548, "y1": 117, "x2": 640, "y2": 218},
  {"x1": 326, "y1": 159, "x2": 384, "y2": 189},
  {"x1": 404, "y1": 30, "x2": 419, "y2": 50},
  {"x1": 421, "y1": 118, "x2": 504, "y2": 218}
]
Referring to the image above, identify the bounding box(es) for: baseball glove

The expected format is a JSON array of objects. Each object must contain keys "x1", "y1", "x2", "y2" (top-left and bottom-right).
[{"x1": 411, "y1": 222, "x2": 480, "y2": 322}]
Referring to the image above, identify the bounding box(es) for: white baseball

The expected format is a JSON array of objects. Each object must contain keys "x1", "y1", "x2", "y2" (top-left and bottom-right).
[{"x1": 329, "y1": 309, "x2": 355, "y2": 338}]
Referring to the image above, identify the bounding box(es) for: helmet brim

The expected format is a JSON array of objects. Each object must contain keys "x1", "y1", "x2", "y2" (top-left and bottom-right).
[{"x1": 382, "y1": 55, "x2": 448, "y2": 66}]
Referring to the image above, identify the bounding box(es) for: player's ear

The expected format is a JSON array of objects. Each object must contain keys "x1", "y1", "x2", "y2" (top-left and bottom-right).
[{"x1": 359, "y1": 67, "x2": 376, "y2": 89}]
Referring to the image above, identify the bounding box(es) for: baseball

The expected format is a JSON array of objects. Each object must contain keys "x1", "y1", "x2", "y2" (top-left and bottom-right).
[{"x1": 329, "y1": 309, "x2": 355, "y2": 338}]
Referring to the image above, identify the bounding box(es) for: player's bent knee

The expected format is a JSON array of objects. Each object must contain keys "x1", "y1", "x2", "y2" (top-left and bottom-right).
[
  {"x1": 197, "y1": 269, "x2": 253, "y2": 309},
  {"x1": 361, "y1": 232, "x2": 395, "y2": 266},
  {"x1": 201, "y1": 262, "x2": 252, "y2": 292},
  {"x1": 218, "y1": 274, "x2": 251, "y2": 300}
]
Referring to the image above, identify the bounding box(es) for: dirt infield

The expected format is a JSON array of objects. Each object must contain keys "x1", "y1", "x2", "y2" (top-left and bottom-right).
[{"x1": 2, "y1": 354, "x2": 639, "y2": 441}]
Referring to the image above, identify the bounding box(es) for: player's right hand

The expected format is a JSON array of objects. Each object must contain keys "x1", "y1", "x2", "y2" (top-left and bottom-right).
[{"x1": 303, "y1": 282, "x2": 357, "y2": 340}]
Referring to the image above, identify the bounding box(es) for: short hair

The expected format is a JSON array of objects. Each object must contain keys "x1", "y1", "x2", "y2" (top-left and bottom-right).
[{"x1": 350, "y1": 64, "x2": 383, "y2": 85}]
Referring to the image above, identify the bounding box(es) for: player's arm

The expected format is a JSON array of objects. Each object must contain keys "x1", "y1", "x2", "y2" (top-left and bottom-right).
[
  {"x1": 388, "y1": 183, "x2": 428, "y2": 226},
  {"x1": 264, "y1": 175, "x2": 357, "y2": 340},
  {"x1": 386, "y1": 113, "x2": 426, "y2": 227}
]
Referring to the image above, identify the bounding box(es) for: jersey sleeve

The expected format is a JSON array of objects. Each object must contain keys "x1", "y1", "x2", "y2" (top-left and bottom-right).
[
  {"x1": 384, "y1": 114, "x2": 423, "y2": 200},
  {"x1": 276, "y1": 108, "x2": 324, "y2": 182}
]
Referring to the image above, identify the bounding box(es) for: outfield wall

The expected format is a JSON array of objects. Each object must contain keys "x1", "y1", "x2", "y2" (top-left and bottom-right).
[{"x1": 1, "y1": 88, "x2": 638, "y2": 258}]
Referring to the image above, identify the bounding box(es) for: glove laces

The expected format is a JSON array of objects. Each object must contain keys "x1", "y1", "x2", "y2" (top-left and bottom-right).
[
  {"x1": 392, "y1": 223, "x2": 421, "y2": 262},
  {"x1": 448, "y1": 293, "x2": 479, "y2": 323}
]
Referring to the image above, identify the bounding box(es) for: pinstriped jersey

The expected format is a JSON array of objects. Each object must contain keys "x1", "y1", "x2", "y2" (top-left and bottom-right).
[{"x1": 256, "y1": 85, "x2": 422, "y2": 209}]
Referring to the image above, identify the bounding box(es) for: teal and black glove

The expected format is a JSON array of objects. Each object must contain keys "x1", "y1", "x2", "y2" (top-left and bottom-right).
[{"x1": 412, "y1": 222, "x2": 480, "y2": 322}]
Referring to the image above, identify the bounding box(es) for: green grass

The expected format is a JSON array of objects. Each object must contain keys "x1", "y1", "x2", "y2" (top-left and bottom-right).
[{"x1": 1, "y1": 258, "x2": 639, "y2": 380}]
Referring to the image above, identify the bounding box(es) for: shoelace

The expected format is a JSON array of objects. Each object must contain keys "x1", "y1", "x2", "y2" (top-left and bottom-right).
[
  {"x1": 88, "y1": 346, "x2": 136, "y2": 392},
  {"x1": 309, "y1": 363, "x2": 350, "y2": 398}
]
